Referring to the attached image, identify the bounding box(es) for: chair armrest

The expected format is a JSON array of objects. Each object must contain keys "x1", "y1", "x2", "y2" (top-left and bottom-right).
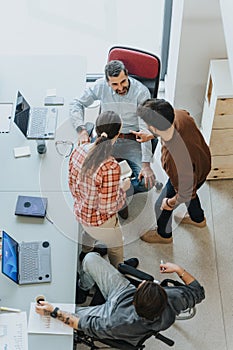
[{"x1": 118, "y1": 263, "x2": 154, "y2": 283}]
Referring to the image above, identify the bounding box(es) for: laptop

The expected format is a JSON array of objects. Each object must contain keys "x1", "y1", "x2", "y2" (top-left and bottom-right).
[
  {"x1": 1, "y1": 230, "x2": 52, "y2": 285},
  {"x1": 14, "y1": 91, "x2": 57, "y2": 139},
  {"x1": 15, "y1": 195, "x2": 48, "y2": 218}
]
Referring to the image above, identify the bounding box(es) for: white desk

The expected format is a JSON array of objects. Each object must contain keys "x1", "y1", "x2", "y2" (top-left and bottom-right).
[
  {"x1": 0, "y1": 115, "x2": 77, "y2": 192},
  {"x1": 0, "y1": 55, "x2": 86, "y2": 349}
]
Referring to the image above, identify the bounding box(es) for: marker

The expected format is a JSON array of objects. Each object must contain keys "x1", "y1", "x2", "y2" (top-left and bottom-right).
[
  {"x1": 0, "y1": 307, "x2": 21, "y2": 313},
  {"x1": 160, "y1": 260, "x2": 165, "y2": 271}
]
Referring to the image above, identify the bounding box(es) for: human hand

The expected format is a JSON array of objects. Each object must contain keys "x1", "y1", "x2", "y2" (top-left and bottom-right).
[
  {"x1": 121, "y1": 177, "x2": 131, "y2": 191},
  {"x1": 35, "y1": 301, "x2": 54, "y2": 316},
  {"x1": 130, "y1": 130, "x2": 154, "y2": 143},
  {"x1": 160, "y1": 197, "x2": 173, "y2": 211},
  {"x1": 138, "y1": 165, "x2": 156, "y2": 189},
  {"x1": 77, "y1": 129, "x2": 90, "y2": 146},
  {"x1": 160, "y1": 262, "x2": 181, "y2": 274}
]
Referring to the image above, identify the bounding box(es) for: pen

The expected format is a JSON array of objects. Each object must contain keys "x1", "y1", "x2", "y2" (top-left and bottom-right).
[{"x1": 0, "y1": 307, "x2": 21, "y2": 313}]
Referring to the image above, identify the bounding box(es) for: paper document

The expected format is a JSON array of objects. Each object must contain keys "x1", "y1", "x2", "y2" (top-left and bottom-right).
[
  {"x1": 0, "y1": 311, "x2": 28, "y2": 350},
  {"x1": 0, "y1": 103, "x2": 13, "y2": 133},
  {"x1": 119, "y1": 160, "x2": 132, "y2": 180},
  {"x1": 28, "y1": 302, "x2": 75, "y2": 335}
]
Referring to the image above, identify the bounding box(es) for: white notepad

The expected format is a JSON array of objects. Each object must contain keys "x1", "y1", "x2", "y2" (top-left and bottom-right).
[
  {"x1": 28, "y1": 302, "x2": 75, "y2": 335},
  {"x1": 14, "y1": 146, "x2": 31, "y2": 158}
]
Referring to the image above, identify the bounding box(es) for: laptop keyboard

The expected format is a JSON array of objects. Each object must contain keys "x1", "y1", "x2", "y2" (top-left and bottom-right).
[
  {"x1": 29, "y1": 108, "x2": 48, "y2": 136},
  {"x1": 20, "y1": 242, "x2": 40, "y2": 281}
]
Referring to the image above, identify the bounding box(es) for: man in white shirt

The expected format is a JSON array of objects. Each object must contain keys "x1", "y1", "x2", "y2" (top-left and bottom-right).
[{"x1": 70, "y1": 60, "x2": 157, "y2": 218}]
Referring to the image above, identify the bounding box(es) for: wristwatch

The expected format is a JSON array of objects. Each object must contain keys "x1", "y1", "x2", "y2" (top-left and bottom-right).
[
  {"x1": 50, "y1": 307, "x2": 60, "y2": 318},
  {"x1": 76, "y1": 125, "x2": 86, "y2": 134}
]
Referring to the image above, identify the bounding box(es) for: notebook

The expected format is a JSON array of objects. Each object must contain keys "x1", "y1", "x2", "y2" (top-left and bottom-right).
[
  {"x1": 1, "y1": 230, "x2": 52, "y2": 285},
  {"x1": 15, "y1": 195, "x2": 48, "y2": 218},
  {"x1": 14, "y1": 91, "x2": 57, "y2": 139},
  {"x1": 119, "y1": 160, "x2": 132, "y2": 180}
]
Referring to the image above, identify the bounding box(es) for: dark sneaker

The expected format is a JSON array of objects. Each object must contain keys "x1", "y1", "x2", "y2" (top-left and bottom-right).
[
  {"x1": 76, "y1": 285, "x2": 90, "y2": 304},
  {"x1": 124, "y1": 257, "x2": 139, "y2": 268},
  {"x1": 79, "y1": 243, "x2": 108, "y2": 262},
  {"x1": 118, "y1": 206, "x2": 129, "y2": 220}
]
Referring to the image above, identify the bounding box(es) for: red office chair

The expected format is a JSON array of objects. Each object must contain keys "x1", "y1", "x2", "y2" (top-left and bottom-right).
[{"x1": 108, "y1": 46, "x2": 161, "y2": 98}]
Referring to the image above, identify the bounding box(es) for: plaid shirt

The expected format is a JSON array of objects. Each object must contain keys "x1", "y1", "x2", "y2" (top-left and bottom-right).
[{"x1": 69, "y1": 145, "x2": 126, "y2": 226}]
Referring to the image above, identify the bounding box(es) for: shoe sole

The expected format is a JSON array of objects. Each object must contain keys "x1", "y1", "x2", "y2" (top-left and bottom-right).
[
  {"x1": 140, "y1": 235, "x2": 173, "y2": 244},
  {"x1": 179, "y1": 218, "x2": 206, "y2": 228},
  {"x1": 175, "y1": 215, "x2": 206, "y2": 228}
]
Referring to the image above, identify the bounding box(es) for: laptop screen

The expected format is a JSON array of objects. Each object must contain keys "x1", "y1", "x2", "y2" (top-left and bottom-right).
[
  {"x1": 2, "y1": 231, "x2": 19, "y2": 284},
  {"x1": 14, "y1": 91, "x2": 30, "y2": 137}
]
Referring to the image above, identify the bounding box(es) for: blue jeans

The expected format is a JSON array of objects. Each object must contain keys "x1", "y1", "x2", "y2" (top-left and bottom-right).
[
  {"x1": 112, "y1": 138, "x2": 157, "y2": 194},
  {"x1": 155, "y1": 179, "x2": 205, "y2": 238},
  {"x1": 77, "y1": 253, "x2": 134, "y2": 318}
]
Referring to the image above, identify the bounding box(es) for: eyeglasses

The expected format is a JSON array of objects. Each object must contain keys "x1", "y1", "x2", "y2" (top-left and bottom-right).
[{"x1": 55, "y1": 141, "x2": 74, "y2": 157}]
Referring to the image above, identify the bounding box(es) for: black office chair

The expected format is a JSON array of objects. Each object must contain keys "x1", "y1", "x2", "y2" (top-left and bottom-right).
[{"x1": 73, "y1": 263, "x2": 196, "y2": 350}]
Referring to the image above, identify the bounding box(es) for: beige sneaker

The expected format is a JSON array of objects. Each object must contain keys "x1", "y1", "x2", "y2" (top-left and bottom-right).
[
  {"x1": 140, "y1": 230, "x2": 173, "y2": 244},
  {"x1": 175, "y1": 213, "x2": 206, "y2": 228}
]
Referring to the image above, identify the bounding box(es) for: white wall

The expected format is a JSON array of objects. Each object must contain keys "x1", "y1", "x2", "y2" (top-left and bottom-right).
[
  {"x1": 165, "y1": 0, "x2": 227, "y2": 125},
  {"x1": 220, "y1": 0, "x2": 233, "y2": 84},
  {"x1": 0, "y1": 0, "x2": 164, "y2": 73}
]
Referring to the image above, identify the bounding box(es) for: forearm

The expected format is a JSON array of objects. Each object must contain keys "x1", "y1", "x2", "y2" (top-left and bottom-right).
[
  {"x1": 70, "y1": 99, "x2": 85, "y2": 130},
  {"x1": 161, "y1": 262, "x2": 195, "y2": 285},
  {"x1": 175, "y1": 266, "x2": 195, "y2": 285},
  {"x1": 57, "y1": 309, "x2": 79, "y2": 330},
  {"x1": 141, "y1": 141, "x2": 153, "y2": 163},
  {"x1": 36, "y1": 302, "x2": 80, "y2": 330}
]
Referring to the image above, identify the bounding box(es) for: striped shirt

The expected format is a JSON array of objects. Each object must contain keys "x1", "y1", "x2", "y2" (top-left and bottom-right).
[{"x1": 69, "y1": 145, "x2": 126, "y2": 226}]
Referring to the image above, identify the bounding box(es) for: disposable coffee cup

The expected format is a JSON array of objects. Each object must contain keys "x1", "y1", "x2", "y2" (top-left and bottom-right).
[{"x1": 35, "y1": 295, "x2": 46, "y2": 304}]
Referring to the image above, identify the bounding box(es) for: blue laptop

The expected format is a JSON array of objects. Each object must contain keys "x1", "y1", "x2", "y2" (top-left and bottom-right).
[{"x1": 1, "y1": 231, "x2": 51, "y2": 285}]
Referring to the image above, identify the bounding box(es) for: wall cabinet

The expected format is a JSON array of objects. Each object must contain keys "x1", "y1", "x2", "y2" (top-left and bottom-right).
[{"x1": 201, "y1": 59, "x2": 233, "y2": 179}]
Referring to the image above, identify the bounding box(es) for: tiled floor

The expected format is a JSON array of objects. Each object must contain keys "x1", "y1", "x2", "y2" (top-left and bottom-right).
[
  {"x1": 75, "y1": 179, "x2": 233, "y2": 349},
  {"x1": 122, "y1": 179, "x2": 233, "y2": 350}
]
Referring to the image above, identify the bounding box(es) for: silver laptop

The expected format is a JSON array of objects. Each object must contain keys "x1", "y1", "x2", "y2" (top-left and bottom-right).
[
  {"x1": 1, "y1": 230, "x2": 52, "y2": 285},
  {"x1": 14, "y1": 91, "x2": 57, "y2": 139}
]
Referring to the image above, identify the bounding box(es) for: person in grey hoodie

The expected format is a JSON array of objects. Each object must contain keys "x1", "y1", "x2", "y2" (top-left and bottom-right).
[{"x1": 35, "y1": 252, "x2": 205, "y2": 347}]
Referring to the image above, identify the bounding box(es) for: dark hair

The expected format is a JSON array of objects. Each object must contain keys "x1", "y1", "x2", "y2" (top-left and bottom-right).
[
  {"x1": 80, "y1": 111, "x2": 122, "y2": 178},
  {"x1": 105, "y1": 60, "x2": 128, "y2": 81},
  {"x1": 133, "y1": 281, "x2": 167, "y2": 321},
  {"x1": 137, "y1": 98, "x2": 175, "y2": 131}
]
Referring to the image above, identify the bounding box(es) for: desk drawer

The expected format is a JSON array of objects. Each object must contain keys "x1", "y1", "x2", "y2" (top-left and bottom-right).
[
  {"x1": 209, "y1": 129, "x2": 233, "y2": 155},
  {"x1": 214, "y1": 98, "x2": 233, "y2": 128},
  {"x1": 207, "y1": 154, "x2": 233, "y2": 179}
]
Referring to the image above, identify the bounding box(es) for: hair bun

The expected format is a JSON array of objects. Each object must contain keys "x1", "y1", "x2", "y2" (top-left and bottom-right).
[{"x1": 101, "y1": 132, "x2": 108, "y2": 138}]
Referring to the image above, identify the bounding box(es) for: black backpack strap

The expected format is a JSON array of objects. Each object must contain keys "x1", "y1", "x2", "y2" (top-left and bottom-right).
[{"x1": 155, "y1": 332, "x2": 175, "y2": 347}]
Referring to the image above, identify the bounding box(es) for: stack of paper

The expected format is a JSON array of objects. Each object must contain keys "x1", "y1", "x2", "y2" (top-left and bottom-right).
[{"x1": 0, "y1": 311, "x2": 28, "y2": 350}]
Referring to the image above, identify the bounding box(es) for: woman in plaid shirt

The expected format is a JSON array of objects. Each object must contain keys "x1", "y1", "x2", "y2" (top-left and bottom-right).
[{"x1": 69, "y1": 111, "x2": 131, "y2": 267}]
